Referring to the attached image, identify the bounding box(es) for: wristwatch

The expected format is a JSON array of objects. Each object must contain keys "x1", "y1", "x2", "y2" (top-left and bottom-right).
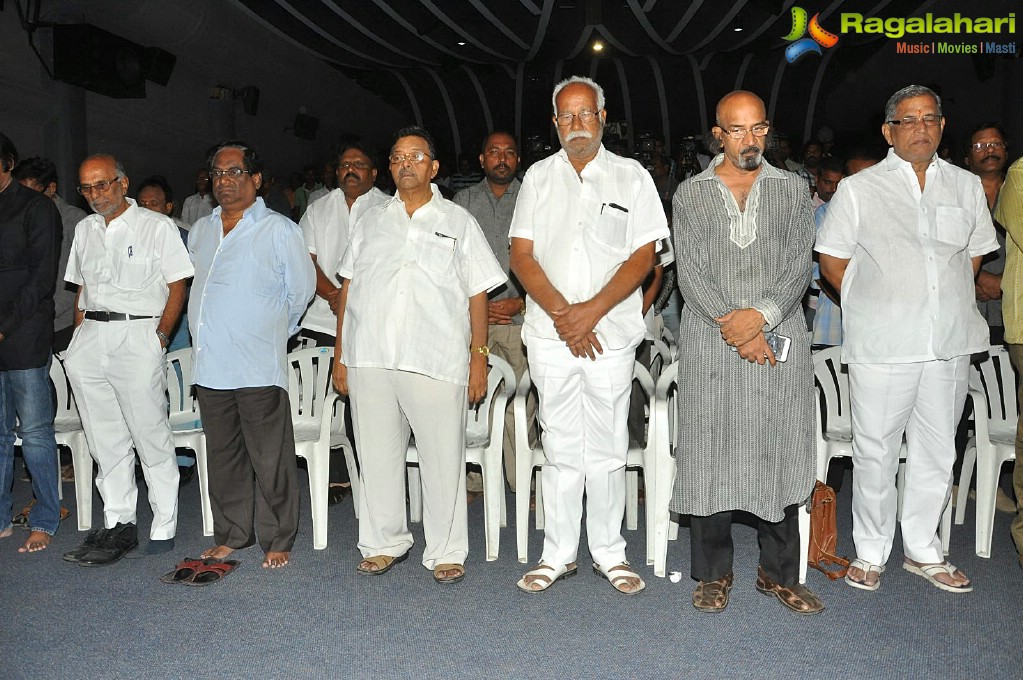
[{"x1": 471, "y1": 345, "x2": 490, "y2": 357}]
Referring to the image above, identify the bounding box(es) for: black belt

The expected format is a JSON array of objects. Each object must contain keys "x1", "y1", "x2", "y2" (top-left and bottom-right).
[{"x1": 84, "y1": 311, "x2": 158, "y2": 322}]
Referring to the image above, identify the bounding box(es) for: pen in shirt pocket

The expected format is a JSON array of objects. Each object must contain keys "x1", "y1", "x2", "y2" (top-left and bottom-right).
[
  {"x1": 435, "y1": 231, "x2": 457, "y2": 248},
  {"x1": 600, "y1": 202, "x2": 629, "y2": 215}
]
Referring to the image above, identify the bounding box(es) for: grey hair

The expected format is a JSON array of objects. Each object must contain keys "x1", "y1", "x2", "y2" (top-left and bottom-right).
[
  {"x1": 884, "y1": 84, "x2": 942, "y2": 122},
  {"x1": 552, "y1": 76, "x2": 605, "y2": 115},
  {"x1": 82, "y1": 153, "x2": 128, "y2": 179}
]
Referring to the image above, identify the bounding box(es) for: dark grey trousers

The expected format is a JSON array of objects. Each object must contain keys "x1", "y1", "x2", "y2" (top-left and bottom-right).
[
  {"x1": 690, "y1": 503, "x2": 801, "y2": 586},
  {"x1": 196, "y1": 385, "x2": 299, "y2": 553}
]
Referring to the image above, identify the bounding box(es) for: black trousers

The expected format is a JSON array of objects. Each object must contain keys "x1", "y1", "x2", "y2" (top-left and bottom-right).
[
  {"x1": 690, "y1": 503, "x2": 801, "y2": 586},
  {"x1": 196, "y1": 385, "x2": 299, "y2": 553}
]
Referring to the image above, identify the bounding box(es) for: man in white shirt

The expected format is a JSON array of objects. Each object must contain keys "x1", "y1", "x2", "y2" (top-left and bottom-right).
[
  {"x1": 509, "y1": 76, "x2": 668, "y2": 595},
  {"x1": 333, "y1": 126, "x2": 505, "y2": 585},
  {"x1": 817, "y1": 84, "x2": 998, "y2": 594},
  {"x1": 180, "y1": 168, "x2": 215, "y2": 227},
  {"x1": 62, "y1": 154, "x2": 193, "y2": 565}
]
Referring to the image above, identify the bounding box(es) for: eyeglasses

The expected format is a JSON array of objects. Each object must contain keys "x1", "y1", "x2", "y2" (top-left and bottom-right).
[
  {"x1": 971, "y1": 141, "x2": 1007, "y2": 152},
  {"x1": 209, "y1": 168, "x2": 251, "y2": 179},
  {"x1": 77, "y1": 177, "x2": 122, "y2": 195},
  {"x1": 485, "y1": 149, "x2": 518, "y2": 158},
  {"x1": 555, "y1": 110, "x2": 599, "y2": 127},
  {"x1": 886, "y1": 114, "x2": 943, "y2": 128},
  {"x1": 719, "y1": 124, "x2": 771, "y2": 139},
  {"x1": 388, "y1": 151, "x2": 430, "y2": 165},
  {"x1": 338, "y1": 161, "x2": 372, "y2": 171}
]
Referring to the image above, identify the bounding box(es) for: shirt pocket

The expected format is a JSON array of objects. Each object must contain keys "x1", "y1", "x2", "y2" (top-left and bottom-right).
[
  {"x1": 591, "y1": 206, "x2": 630, "y2": 250},
  {"x1": 934, "y1": 206, "x2": 972, "y2": 251},
  {"x1": 114, "y1": 252, "x2": 158, "y2": 291},
  {"x1": 417, "y1": 229, "x2": 458, "y2": 277}
]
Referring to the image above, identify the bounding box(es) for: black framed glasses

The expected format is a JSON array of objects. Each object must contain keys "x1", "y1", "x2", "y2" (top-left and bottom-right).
[{"x1": 77, "y1": 177, "x2": 122, "y2": 195}]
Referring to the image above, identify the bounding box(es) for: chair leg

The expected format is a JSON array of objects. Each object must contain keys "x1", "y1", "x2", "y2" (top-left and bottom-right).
[
  {"x1": 194, "y1": 438, "x2": 214, "y2": 537},
  {"x1": 798, "y1": 503, "x2": 810, "y2": 585},
  {"x1": 955, "y1": 446, "x2": 977, "y2": 526},
  {"x1": 626, "y1": 469, "x2": 638, "y2": 531},
  {"x1": 70, "y1": 434, "x2": 93, "y2": 532},
  {"x1": 307, "y1": 448, "x2": 330, "y2": 550},
  {"x1": 408, "y1": 464, "x2": 422, "y2": 524},
  {"x1": 940, "y1": 493, "x2": 952, "y2": 556},
  {"x1": 481, "y1": 452, "x2": 503, "y2": 562},
  {"x1": 55, "y1": 447, "x2": 63, "y2": 502},
  {"x1": 975, "y1": 452, "x2": 1005, "y2": 559},
  {"x1": 896, "y1": 461, "x2": 906, "y2": 522},
  {"x1": 534, "y1": 474, "x2": 544, "y2": 529},
  {"x1": 340, "y1": 443, "x2": 360, "y2": 519}
]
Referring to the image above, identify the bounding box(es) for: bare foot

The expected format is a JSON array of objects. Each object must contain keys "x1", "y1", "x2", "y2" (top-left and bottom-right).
[
  {"x1": 201, "y1": 545, "x2": 236, "y2": 560},
  {"x1": 18, "y1": 531, "x2": 51, "y2": 553},
  {"x1": 0, "y1": 526, "x2": 12, "y2": 539},
  {"x1": 905, "y1": 558, "x2": 970, "y2": 588},
  {"x1": 262, "y1": 551, "x2": 289, "y2": 569}
]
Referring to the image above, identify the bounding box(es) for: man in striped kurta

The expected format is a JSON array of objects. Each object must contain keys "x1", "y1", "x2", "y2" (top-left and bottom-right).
[{"x1": 670, "y1": 91, "x2": 822, "y2": 614}]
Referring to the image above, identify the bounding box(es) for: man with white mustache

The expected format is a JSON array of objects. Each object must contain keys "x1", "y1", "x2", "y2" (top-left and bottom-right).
[{"x1": 510, "y1": 76, "x2": 668, "y2": 595}]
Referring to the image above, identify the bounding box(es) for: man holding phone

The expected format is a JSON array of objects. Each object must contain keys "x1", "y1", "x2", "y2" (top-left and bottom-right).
[{"x1": 670, "y1": 91, "x2": 821, "y2": 614}]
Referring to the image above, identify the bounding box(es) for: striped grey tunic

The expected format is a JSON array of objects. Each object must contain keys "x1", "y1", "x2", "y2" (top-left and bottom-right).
[{"x1": 669, "y1": 156, "x2": 815, "y2": 523}]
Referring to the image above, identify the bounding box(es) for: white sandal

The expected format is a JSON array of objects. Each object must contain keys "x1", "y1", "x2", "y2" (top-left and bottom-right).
[
  {"x1": 516, "y1": 562, "x2": 578, "y2": 593},
  {"x1": 902, "y1": 560, "x2": 973, "y2": 593},
  {"x1": 845, "y1": 558, "x2": 885, "y2": 591},
  {"x1": 593, "y1": 562, "x2": 646, "y2": 595}
]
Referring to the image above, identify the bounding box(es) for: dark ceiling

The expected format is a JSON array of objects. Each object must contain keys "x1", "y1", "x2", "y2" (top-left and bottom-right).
[{"x1": 231, "y1": 0, "x2": 955, "y2": 161}]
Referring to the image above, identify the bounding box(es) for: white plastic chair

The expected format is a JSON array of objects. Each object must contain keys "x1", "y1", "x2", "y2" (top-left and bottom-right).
[
  {"x1": 288, "y1": 346, "x2": 356, "y2": 550},
  {"x1": 32, "y1": 356, "x2": 93, "y2": 530},
  {"x1": 513, "y1": 361, "x2": 653, "y2": 565},
  {"x1": 956, "y1": 347, "x2": 1017, "y2": 558},
  {"x1": 407, "y1": 354, "x2": 514, "y2": 561},
  {"x1": 651, "y1": 361, "x2": 678, "y2": 577},
  {"x1": 166, "y1": 348, "x2": 213, "y2": 536}
]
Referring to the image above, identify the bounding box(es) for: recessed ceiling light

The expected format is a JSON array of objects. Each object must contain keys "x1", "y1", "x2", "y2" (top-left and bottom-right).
[
  {"x1": 592, "y1": 40, "x2": 604, "y2": 52},
  {"x1": 457, "y1": 41, "x2": 466, "y2": 46}
]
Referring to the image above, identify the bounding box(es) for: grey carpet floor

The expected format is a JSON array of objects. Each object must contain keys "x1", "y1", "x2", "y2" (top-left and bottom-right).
[{"x1": 1, "y1": 462, "x2": 1021, "y2": 680}]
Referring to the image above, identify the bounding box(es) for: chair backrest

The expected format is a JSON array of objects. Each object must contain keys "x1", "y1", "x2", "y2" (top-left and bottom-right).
[
  {"x1": 649, "y1": 338, "x2": 672, "y2": 379},
  {"x1": 50, "y1": 355, "x2": 81, "y2": 424},
  {"x1": 631, "y1": 361, "x2": 656, "y2": 447},
  {"x1": 971, "y1": 345, "x2": 1019, "y2": 425},
  {"x1": 466, "y1": 354, "x2": 516, "y2": 444},
  {"x1": 287, "y1": 346, "x2": 335, "y2": 428},
  {"x1": 812, "y1": 346, "x2": 849, "y2": 436},
  {"x1": 165, "y1": 348, "x2": 201, "y2": 428}
]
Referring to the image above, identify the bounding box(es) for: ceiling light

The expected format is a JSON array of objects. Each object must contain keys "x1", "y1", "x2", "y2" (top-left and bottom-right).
[
  {"x1": 457, "y1": 41, "x2": 466, "y2": 46},
  {"x1": 592, "y1": 40, "x2": 604, "y2": 52},
  {"x1": 732, "y1": 18, "x2": 743, "y2": 32}
]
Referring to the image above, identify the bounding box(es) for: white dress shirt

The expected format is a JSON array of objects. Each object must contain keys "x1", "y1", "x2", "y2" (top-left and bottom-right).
[
  {"x1": 181, "y1": 192, "x2": 215, "y2": 227},
  {"x1": 65, "y1": 198, "x2": 194, "y2": 315},
  {"x1": 338, "y1": 185, "x2": 506, "y2": 386},
  {"x1": 815, "y1": 149, "x2": 998, "y2": 363},
  {"x1": 299, "y1": 186, "x2": 390, "y2": 335},
  {"x1": 508, "y1": 145, "x2": 669, "y2": 350}
]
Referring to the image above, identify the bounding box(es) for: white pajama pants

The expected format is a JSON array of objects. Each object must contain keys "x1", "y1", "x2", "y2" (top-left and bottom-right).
[
  {"x1": 526, "y1": 336, "x2": 638, "y2": 568},
  {"x1": 64, "y1": 319, "x2": 179, "y2": 539},
  {"x1": 348, "y1": 367, "x2": 468, "y2": 569},
  {"x1": 848, "y1": 357, "x2": 968, "y2": 565}
]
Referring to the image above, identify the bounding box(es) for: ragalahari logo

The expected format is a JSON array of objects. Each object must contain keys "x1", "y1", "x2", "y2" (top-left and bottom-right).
[{"x1": 782, "y1": 7, "x2": 840, "y2": 63}]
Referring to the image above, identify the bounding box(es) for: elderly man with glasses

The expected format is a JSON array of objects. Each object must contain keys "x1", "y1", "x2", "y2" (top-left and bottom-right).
[
  {"x1": 670, "y1": 91, "x2": 822, "y2": 614},
  {"x1": 818, "y1": 84, "x2": 998, "y2": 594},
  {"x1": 62, "y1": 154, "x2": 193, "y2": 565},
  {"x1": 509, "y1": 76, "x2": 668, "y2": 595}
]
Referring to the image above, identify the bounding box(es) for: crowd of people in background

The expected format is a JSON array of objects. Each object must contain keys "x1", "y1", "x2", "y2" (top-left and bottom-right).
[{"x1": 1, "y1": 77, "x2": 1019, "y2": 610}]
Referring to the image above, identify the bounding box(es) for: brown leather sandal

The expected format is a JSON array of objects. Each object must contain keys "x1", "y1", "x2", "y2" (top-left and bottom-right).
[
  {"x1": 692, "y1": 572, "x2": 734, "y2": 612},
  {"x1": 357, "y1": 551, "x2": 408, "y2": 575},
  {"x1": 755, "y1": 566, "x2": 825, "y2": 615},
  {"x1": 433, "y1": 562, "x2": 465, "y2": 584}
]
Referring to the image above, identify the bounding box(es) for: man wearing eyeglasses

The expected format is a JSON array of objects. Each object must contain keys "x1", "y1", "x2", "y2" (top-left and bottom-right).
[
  {"x1": 818, "y1": 85, "x2": 998, "y2": 594},
  {"x1": 453, "y1": 131, "x2": 532, "y2": 498},
  {"x1": 509, "y1": 76, "x2": 667, "y2": 595},
  {"x1": 333, "y1": 126, "x2": 505, "y2": 585},
  {"x1": 188, "y1": 141, "x2": 315, "y2": 570},
  {"x1": 670, "y1": 91, "x2": 820, "y2": 614},
  {"x1": 965, "y1": 124, "x2": 1009, "y2": 345},
  {"x1": 62, "y1": 154, "x2": 193, "y2": 565}
]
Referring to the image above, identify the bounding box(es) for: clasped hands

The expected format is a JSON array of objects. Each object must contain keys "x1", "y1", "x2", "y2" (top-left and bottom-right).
[
  {"x1": 552, "y1": 301, "x2": 603, "y2": 360},
  {"x1": 716, "y1": 308, "x2": 776, "y2": 366}
]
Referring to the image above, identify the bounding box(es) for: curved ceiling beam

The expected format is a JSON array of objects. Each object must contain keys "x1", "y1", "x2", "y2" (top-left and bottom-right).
[
  {"x1": 686, "y1": 55, "x2": 708, "y2": 133},
  {"x1": 425, "y1": 67, "x2": 463, "y2": 158},
  {"x1": 371, "y1": 0, "x2": 489, "y2": 64},
  {"x1": 320, "y1": 0, "x2": 438, "y2": 66},
  {"x1": 733, "y1": 53, "x2": 755, "y2": 91},
  {"x1": 565, "y1": 24, "x2": 596, "y2": 61},
  {"x1": 388, "y1": 69, "x2": 424, "y2": 127},
  {"x1": 666, "y1": 0, "x2": 706, "y2": 43},
  {"x1": 273, "y1": 1, "x2": 405, "y2": 68},
  {"x1": 625, "y1": 0, "x2": 681, "y2": 56},
  {"x1": 767, "y1": 55, "x2": 789, "y2": 124},
  {"x1": 803, "y1": 47, "x2": 837, "y2": 143},
  {"x1": 525, "y1": 0, "x2": 556, "y2": 62},
  {"x1": 460, "y1": 65, "x2": 494, "y2": 135},
  {"x1": 645, "y1": 55, "x2": 671, "y2": 151},
  {"x1": 612, "y1": 58, "x2": 634, "y2": 151},
  {"x1": 595, "y1": 25, "x2": 639, "y2": 57},
  {"x1": 518, "y1": 0, "x2": 541, "y2": 15},
  {"x1": 468, "y1": 0, "x2": 529, "y2": 50},
  {"x1": 720, "y1": 0, "x2": 797, "y2": 53},
  {"x1": 514, "y1": 62, "x2": 524, "y2": 144},
  {"x1": 683, "y1": 0, "x2": 749, "y2": 54},
  {"x1": 421, "y1": 0, "x2": 513, "y2": 61}
]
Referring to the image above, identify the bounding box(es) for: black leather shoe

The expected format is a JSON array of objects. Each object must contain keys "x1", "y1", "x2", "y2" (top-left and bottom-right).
[
  {"x1": 62, "y1": 528, "x2": 109, "y2": 563},
  {"x1": 78, "y1": 522, "x2": 138, "y2": 566}
]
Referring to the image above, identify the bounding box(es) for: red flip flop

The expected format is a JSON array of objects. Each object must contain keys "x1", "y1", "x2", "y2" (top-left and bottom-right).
[
  {"x1": 160, "y1": 558, "x2": 216, "y2": 585},
  {"x1": 185, "y1": 560, "x2": 241, "y2": 586}
]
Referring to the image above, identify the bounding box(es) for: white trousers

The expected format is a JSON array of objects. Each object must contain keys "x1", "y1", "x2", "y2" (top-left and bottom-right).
[
  {"x1": 65, "y1": 319, "x2": 179, "y2": 539},
  {"x1": 848, "y1": 357, "x2": 968, "y2": 565},
  {"x1": 526, "y1": 336, "x2": 637, "y2": 568},
  {"x1": 348, "y1": 367, "x2": 468, "y2": 569}
]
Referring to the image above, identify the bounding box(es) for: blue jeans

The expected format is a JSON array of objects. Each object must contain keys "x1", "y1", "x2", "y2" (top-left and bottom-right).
[{"x1": 0, "y1": 360, "x2": 60, "y2": 534}]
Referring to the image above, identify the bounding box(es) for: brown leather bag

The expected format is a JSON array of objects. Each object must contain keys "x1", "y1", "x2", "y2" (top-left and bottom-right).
[{"x1": 807, "y1": 481, "x2": 849, "y2": 580}]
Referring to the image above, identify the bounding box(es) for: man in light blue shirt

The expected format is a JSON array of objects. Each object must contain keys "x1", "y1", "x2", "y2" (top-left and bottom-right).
[{"x1": 188, "y1": 140, "x2": 315, "y2": 570}]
